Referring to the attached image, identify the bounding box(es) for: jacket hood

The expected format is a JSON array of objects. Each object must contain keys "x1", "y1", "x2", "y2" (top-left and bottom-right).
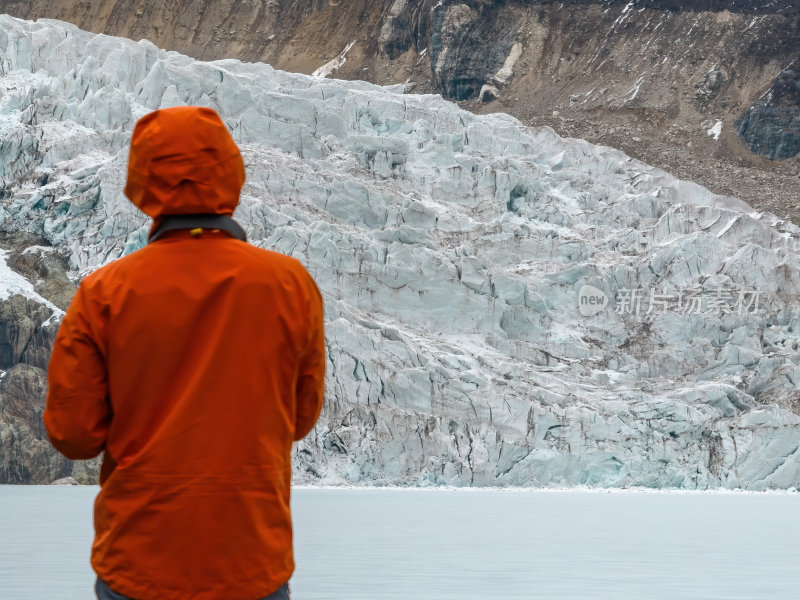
[{"x1": 124, "y1": 107, "x2": 245, "y2": 218}]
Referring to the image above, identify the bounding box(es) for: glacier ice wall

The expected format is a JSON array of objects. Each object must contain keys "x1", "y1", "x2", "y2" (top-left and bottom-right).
[{"x1": 0, "y1": 16, "x2": 799, "y2": 489}]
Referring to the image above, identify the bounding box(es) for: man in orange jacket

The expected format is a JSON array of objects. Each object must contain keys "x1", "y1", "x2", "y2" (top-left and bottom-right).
[{"x1": 44, "y1": 106, "x2": 326, "y2": 600}]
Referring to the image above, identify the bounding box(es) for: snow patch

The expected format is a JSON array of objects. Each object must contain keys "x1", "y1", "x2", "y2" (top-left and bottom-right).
[
  {"x1": 707, "y1": 120, "x2": 723, "y2": 141},
  {"x1": 312, "y1": 40, "x2": 356, "y2": 79},
  {"x1": 22, "y1": 245, "x2": 56, "y2": 255},
  {"x1": 627, "y1": 75, "x2": 645, "y2": 101},
  {"x1": 612, "y1": 1, "x2": 635, "y2": 28},
  {"x1": 493, "y1": 42, "x2": 523, "y2": 86}
]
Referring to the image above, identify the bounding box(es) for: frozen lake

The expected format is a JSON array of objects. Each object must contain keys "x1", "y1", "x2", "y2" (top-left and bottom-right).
[{"x1": 1, "y1": 486, "x2": 798, "y2": 599}]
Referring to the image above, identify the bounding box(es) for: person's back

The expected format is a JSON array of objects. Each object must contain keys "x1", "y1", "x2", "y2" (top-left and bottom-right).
[{"x1": 44, "y1": 106, "x2": 325, "y2": 599}]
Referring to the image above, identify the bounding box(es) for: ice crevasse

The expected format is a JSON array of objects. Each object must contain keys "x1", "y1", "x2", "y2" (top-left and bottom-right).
[{"x1": 0, "y1": 15, "x2": 799, "y2": 489}]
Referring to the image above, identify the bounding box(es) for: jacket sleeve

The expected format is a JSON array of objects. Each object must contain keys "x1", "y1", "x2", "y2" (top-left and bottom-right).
[
  {"x1": 44, "y1": 282, "x2": 111, "y2": 460},
  {"x1": 294, "y1": 272, "x2": 326, "y2": 441}
]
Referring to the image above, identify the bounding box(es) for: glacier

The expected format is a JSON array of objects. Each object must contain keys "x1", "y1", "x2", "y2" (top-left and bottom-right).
[{"x1": 0, "y1": 15, "x2": 799, "y2": 489}]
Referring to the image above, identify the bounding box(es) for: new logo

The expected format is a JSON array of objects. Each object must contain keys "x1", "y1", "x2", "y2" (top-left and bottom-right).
[{"x1": 578, "y1": 285, "x2": 608, "y2": 316}]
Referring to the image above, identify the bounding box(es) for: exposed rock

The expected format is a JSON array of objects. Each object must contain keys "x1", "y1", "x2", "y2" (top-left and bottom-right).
[
  {"x1": 0, "y1": 363, "x2": 71, "y2": 483},
  {"x1": 736, "y1": 63, "x2": 800, "y2": 160},
  {"x1": 378, "y1": 0, "x2": 431, "y2": 59},
  {"x1": 479, "y1": 83, "x2": 500, "y2": 103},
  {"x1": 0, "y1": 296, "x2": 54, "y2": 370},
  {"x1": 6, "y1": 246, "x2": 77, "y2": 311},
  {"x1": 0, "y1": 220, "x2": 78, "y2": 484},
  {"x1": 430, "y1": 1, "x2": 518, "y2": 101},
  {"x1": 704, "y1": 70, "x2": 724, "y2": 95},
  {"x1": 489, "y1": 41, "x2": 522, "y2": 88},
  {"x1": 69, "y1": 457, "x2": 101, "y2": 484},
  {"x1": 51, "y1": 476, "x2": 78, "y2": 484},
  {"x1": 479, "y1": 41, "x2": 523, "y2": 102},
  {"x1": 0, "y1": 283, "x2": 98, "y2": 483}
]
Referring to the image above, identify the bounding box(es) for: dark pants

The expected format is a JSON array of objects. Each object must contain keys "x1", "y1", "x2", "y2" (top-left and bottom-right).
[{"x1": 95, "y1": 577, "x2": 291, "y2": 600}]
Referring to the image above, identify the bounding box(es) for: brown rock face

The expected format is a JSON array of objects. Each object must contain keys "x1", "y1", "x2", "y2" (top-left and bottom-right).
[
  {"x1": 6, "y1": 248, "x2": 77, "y2": 312},
  {"x1": 0, "y1": 233, "x2": 75, "y2": 370},
  {"x1": 0, "y1": 360, "x2": 70, "y2": 483},
  {"x1": 0, "y1": 296, "x2": 50, "y2": 370},
  {"x1": 0, "y1": 356, "x2": 99, "y2": 484},
  {"x1": 0, "y1": 234, "x2": 100, "y2": 484}
]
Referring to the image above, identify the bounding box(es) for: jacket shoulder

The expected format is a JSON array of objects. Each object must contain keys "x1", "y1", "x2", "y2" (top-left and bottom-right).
[{"x1": 76, "y1": 246, "x2": 147, "y2": 291}]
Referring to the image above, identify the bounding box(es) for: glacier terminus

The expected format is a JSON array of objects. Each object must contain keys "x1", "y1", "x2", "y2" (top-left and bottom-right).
[{"x1": 0, "y1": 15, "x2": 799, "y2": 490}]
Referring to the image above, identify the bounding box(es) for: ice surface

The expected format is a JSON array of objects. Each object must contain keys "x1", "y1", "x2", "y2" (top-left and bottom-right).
[{"x1": 1, "y1": 16, "x2": 799, "y2": 489}]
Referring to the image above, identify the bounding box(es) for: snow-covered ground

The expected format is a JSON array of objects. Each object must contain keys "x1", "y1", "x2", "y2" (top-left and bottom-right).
[{"x1": 0, "y1": 16, "x2": 799, "y2": 489}]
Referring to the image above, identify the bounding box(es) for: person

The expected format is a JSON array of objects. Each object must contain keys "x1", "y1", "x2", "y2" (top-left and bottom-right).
[{"x1": 43, "y1": 106, "x2": 326, "y2": 600}]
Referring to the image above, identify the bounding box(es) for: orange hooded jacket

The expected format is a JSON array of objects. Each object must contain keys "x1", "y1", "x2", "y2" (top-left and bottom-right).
[{"x1": 44, "y1": 106, "x2": 326, "y2": 599}]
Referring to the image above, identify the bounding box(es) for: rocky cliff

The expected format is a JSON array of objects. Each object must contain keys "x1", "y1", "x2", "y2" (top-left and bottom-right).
[
  {"x1": 3, "y1": 1, "x2": 800, "y2": 223},
  {"x1": 1, "y1": 17, "x2": 799, "y2": 488},
  {"x1": 737, "y1": 62, "x2": 800, "y2": 161},
  {"x1": 0, "y1": 233, "x2": 95, "y2": 483}
]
